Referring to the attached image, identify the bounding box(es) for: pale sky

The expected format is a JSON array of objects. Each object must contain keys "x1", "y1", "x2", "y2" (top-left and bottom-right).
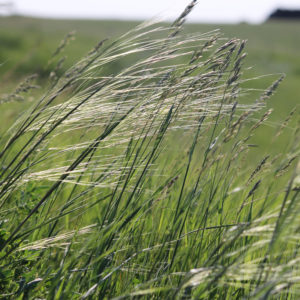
[{"x1": 5, "y1": 0, "x2": 300, "y2": 23}]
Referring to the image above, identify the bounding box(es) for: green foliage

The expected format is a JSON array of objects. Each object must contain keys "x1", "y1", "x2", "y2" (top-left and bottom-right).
[{"x1": 0, "y1": 3, "x2": 300, "y2": 299}]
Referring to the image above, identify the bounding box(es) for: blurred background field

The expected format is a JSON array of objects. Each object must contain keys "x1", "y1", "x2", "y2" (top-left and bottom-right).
[{"x1": 1, "y1": 16, "x2": 299, "y2": 152}]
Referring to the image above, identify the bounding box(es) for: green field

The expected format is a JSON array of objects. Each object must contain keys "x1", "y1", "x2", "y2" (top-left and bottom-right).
[
  {"x1": 0, "y1": 15, "x2": 300, "y2": 299},
  {"x1": 1, "y1": 17, "x2": 299, "y2": 140},
  {"x1": 1, "y1": 17, "x2": 299, "y2": 99}
]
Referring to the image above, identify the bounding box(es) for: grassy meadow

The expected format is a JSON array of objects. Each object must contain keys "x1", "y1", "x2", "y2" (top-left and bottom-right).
[
  {"x1": 1, "y1": 16, "x2": 299, "y2": 148},
  {"x1": 0, "y1": 8, "x2": 300, "y2": 299}
]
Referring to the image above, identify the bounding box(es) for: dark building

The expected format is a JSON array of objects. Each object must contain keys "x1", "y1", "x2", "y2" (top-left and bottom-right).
[{"x1": 268, "y1": 9, "x2": 300, "y2": 20}]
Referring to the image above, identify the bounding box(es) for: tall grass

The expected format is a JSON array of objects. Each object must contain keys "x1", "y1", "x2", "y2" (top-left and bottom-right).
[{"x1": 0, "y1": 1, "x2": 300, "y2": 298}]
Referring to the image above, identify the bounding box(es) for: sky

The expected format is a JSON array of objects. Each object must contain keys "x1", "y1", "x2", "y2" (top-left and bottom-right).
[{"x1": 3, "y1": 0, "x2": 300, "y2": 23}]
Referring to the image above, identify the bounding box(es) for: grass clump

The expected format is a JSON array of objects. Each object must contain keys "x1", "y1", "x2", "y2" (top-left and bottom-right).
[{"x1": 0, "y1": 1, "x2": 300, "y2": 299}]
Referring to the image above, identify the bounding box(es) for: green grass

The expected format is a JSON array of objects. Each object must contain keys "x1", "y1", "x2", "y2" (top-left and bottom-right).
[
  {"x1": 0, "y1": 11, "x2": 300, "y2": 299},
  {"x1": 1, "y1": 16, "x2": 299, "y2": 143}
]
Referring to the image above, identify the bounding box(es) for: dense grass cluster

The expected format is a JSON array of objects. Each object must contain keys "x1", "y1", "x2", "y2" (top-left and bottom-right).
[{"x1": 1, "y1": 2, "x2": 300, "y2": 299}]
